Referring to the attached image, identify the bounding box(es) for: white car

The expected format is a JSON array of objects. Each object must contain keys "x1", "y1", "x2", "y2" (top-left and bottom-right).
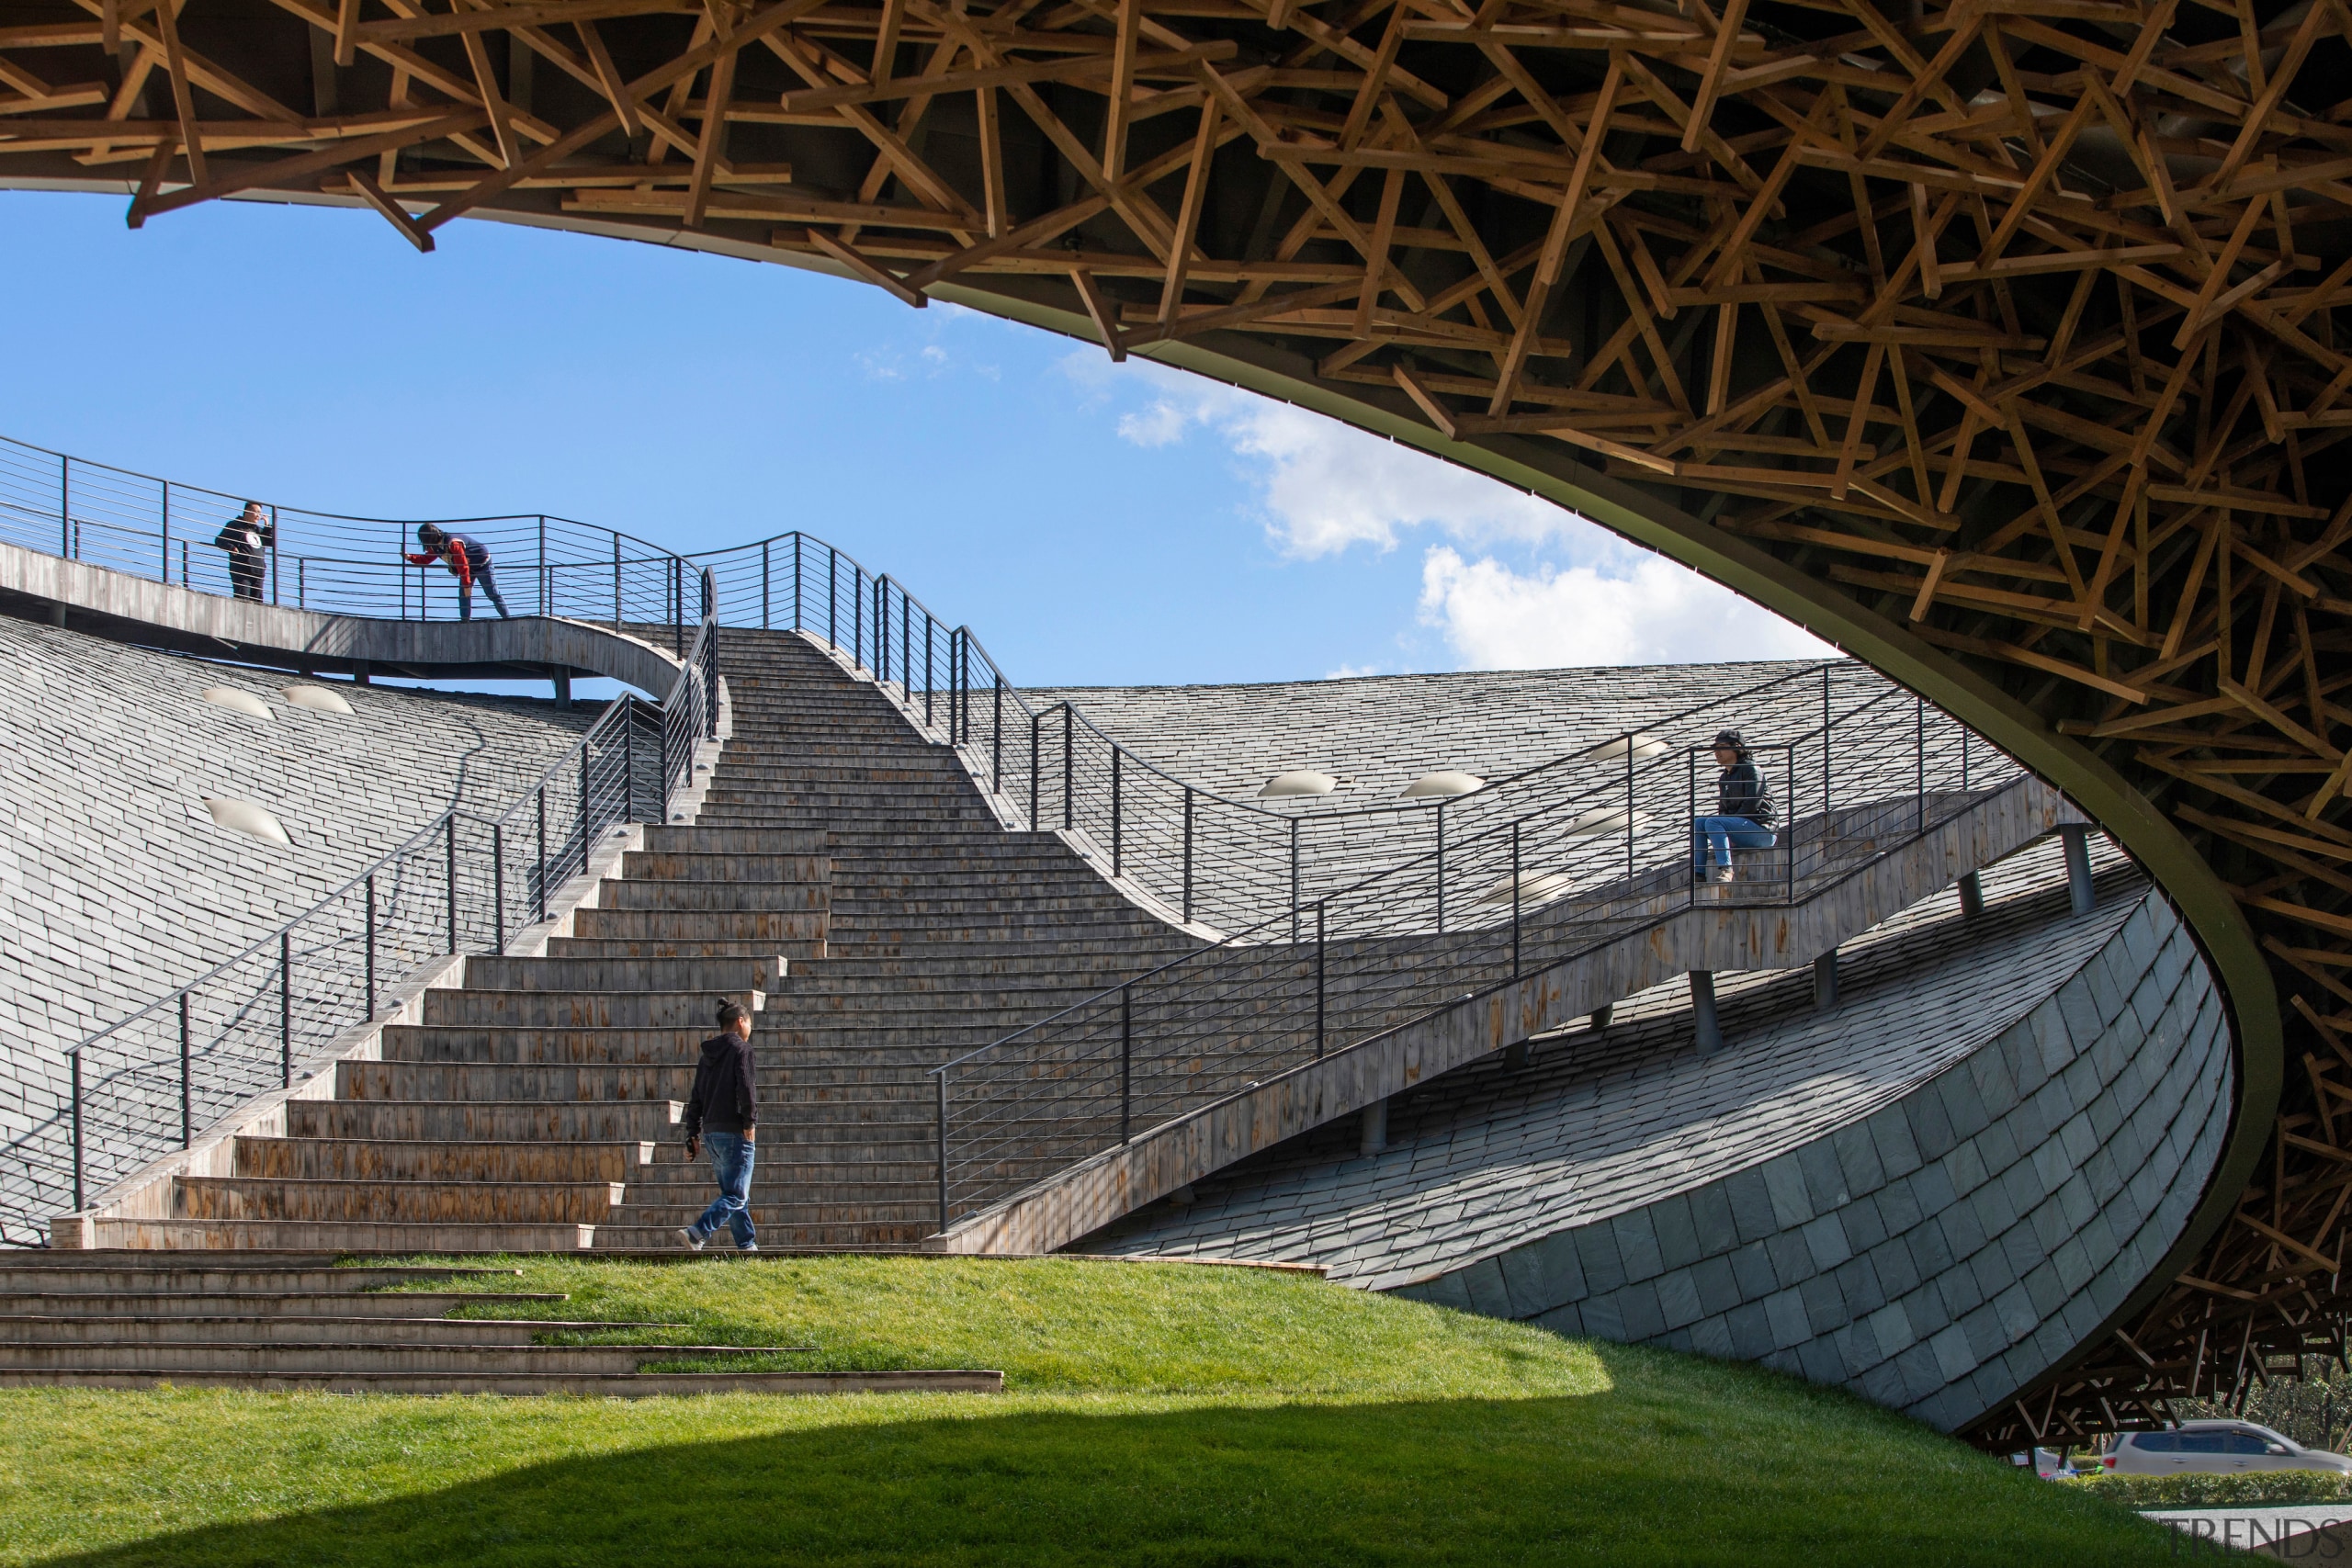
[{"x1": 2103, "y1": 1420, "x2": 2352, "y2": 1476}]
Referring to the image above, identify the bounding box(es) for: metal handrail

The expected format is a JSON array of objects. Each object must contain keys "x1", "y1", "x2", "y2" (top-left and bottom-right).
[
  {"x1": 943, "y1": 677, "x2": 1943, "y2": 1072},
  {"x1": 923, "y1": 676, "x2": 2020, "y2": 1232},
  {"x1": 33, "y1": 584, "x2": 720, "y2": 1221},
  {"x1": 7, "y1": 428, "x2": 1873, "y2": 943}
]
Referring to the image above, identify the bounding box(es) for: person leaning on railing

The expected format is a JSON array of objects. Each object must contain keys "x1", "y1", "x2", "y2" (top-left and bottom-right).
[
  {"x1": 404, "y1": 523, "x2": 511, "y2": 621},
  {"x1": 213, "y1": 502, "x2": 275, "y2": 602},
  {"x1": 1691, "y1": 728, "x2": 1778, "y2": 887}
]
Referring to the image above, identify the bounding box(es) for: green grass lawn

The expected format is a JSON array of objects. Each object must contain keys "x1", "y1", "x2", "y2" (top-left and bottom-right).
[{"x1": 0, "y1": 1256, "x2": 2186, "y2": 1566}]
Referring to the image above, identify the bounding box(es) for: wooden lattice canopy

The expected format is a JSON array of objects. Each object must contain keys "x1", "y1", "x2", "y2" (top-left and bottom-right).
[{"x1": 6, "y1": 0, "x2": 2352, "y2": 1447}]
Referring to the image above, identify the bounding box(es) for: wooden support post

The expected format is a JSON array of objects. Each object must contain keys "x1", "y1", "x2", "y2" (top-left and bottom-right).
[{"x1": 1691, "y1": 971, "x2": 1724, "y2": 1058}]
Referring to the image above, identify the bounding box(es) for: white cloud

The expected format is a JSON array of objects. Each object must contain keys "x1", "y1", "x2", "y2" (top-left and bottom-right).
[
  {"x1": 1064, "y1": 351, "x2": 1833, "y2": 668},
  {"x1": 1069, "y1": 354, "x2": 1563, "y2": 558},
  {"x1": 1418, "y1": 547, "x2": 1837, "y2": 669},
  {"x1": 1326, "y1": 662, "x2": 1383, "y2": 679},
  {"x1": 1117, "y1": 400, "x2": 1192, "y2": 447}
]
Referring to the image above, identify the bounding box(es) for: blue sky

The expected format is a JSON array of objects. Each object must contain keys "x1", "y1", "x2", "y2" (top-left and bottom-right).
[{"x1": 0, "y1": 191, "x2": 1827, "y2": 688}]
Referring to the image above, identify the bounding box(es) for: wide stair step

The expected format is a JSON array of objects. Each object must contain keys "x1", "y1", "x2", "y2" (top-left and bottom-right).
[
  {"x1": 463, "y1": 955, "x2": 790, "y2": 992},
  {"x1": 234, "y1": 1136, "x2": 652, "y2": 1180},
  {"x1": 178, "y1": 1176, "x2": 623, "y2": 1224}
]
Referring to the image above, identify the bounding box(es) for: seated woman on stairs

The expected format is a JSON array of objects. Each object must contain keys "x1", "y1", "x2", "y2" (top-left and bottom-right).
[
  {"x1": 1691, "y1": 728, "x2": 1778, "y2": 887},
  {"x1": 679, "y1": 999, "x2": 759, "y2": 1252}
]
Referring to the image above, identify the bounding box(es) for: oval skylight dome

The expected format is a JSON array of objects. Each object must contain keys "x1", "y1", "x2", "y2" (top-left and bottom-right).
[
  {"x1": 283, "y1": 683, "x2": 355, "y2": 715},
  {"x1": 1260, "y1": 770, "x2": 1338, "y2": 798},
  {"x1": 1565, "y1": 806, "x2": 1651, "y2": 835},
  {"x1": 201, "y1": 797, "x2": 293, "y2": 846},
  {"x1": 1477, "y1": 870, "x2": 1576, "y2": 907},
  {"x1": 1581, "y1": 734, "x2": 1668, "y2": 763},
  {"x1": 1401, "y1": 771, "x2": 1484, "y2": 799},
  {"x1": 200, "y1": 687, "x2": 272, "y2": 721}
]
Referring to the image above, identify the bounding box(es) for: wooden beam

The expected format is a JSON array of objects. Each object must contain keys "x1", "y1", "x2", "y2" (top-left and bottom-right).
[
  {"x1": 345, "y1": 163, "x2": 435, "y2": 250},
  {"x1": 1071, "y1": 265, "x2": 1125, "y2": 359},
  {"x1": 811, "y1": 227, "x2": 927, "y2": 306}
]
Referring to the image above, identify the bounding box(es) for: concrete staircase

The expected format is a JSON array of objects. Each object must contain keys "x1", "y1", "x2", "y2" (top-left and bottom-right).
[
  {"x1": 96, "y1": 630, "x2": 1196, "y2": 1252},
  {"x1": 0, "y1": 1251, "x2": 998, "y2": 1393},
  {"x1": 591, "y1": 632, "x2": 1199, "y2": 1247}
]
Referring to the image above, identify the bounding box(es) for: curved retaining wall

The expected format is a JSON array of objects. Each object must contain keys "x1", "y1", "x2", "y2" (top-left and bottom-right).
[{"x1": 1393, "y1": 882, "x2": 2228, "y2": 1432}]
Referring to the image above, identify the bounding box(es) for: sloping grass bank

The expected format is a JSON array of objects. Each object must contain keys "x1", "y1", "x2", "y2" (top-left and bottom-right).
[{"x1": 0, "y1": 1256, "x2": 2180, "y2": 1566}]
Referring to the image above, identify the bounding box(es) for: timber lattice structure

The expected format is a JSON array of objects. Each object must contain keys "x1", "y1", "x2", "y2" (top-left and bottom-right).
[{"x1": 4, "y1": 0, "x2": 2352, "y2": 1448}]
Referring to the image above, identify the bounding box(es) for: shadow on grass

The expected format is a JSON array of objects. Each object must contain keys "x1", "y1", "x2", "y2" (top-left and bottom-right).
[{"x1": 36, "y1": 1388, "x2": 2182, "y2": 1568}]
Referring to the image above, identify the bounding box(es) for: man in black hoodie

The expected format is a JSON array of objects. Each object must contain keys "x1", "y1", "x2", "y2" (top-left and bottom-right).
[{"x1": 678, "y1": 998, "x2": 759, "y2": 1251}]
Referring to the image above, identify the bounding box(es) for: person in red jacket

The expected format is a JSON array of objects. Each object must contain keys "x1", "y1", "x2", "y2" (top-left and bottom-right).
[
  {"x1": 678, "y1": 998, "x2": 758, "y2": 1251},
  {"x1": 404, "y1": 524, "x2": 511, "y2": 620}
]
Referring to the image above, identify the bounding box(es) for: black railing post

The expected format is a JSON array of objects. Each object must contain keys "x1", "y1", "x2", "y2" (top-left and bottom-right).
[
  {"x1": 925, "y1": 615, "x2": 935, "y2": 728},
  {"x1": 537, "y1": 514, "x2": 547, "y2": 615},
  {"x1": 793, "y1": 534, "x2": 805, "y2": 631},
  {"x1": 1182, "y1": 787, "x2": 1194, "y2": 923},
  {"x1": 1511, "y1": 821, "x2": 1522, "y2": 980},
  {"x1": 704, "y1": 569, "x2": 719, "y2": 738},
  {"x1": 993, "y1": 676, "x2": 1003, "y2": 794},
  {"x1": 1315, "y1": 901, "x2": 1326, "y2": 1059},
  {"x1": 854, "y1": 567, "x2": 864, "y2": 671},
  {"x1": 1290, "y1": 817, "x2": 1301, "y2": 942},
  {"x1": 1062, "y1": 705, "x2": 1073, "y2": 829},
  {"x1": 900, "y1": 586, "x2": 910, "y2": 697},
  {"x1": 1822, "y1": 664, "x2": 1832, "y2": 832},
  {"x1": 1435, "y1": 802, "x2": 1446, "y2": 934},
  {"x1": 762, "y1": 538, "x2": 771, "y2": 629},
  {"x1": 612, "y1": 533, "x2": 621, "y2": 626},
  {"x1": 828, "y1": 546, "x2": 838, "y2": 650},
  {"x1": 1687, "y1": 747, "x2": 1697, "y2": 897},
  {"x1": 365, "y1": 874, "x2": 378, "y2": 1018},
  {"x1": 1786, "y1": 745, "x2": 1797, "y2": 902},
  {"x1": 69, "y1": 1048, "x2": 84, "y2": 1212},
  {"x1": 623, "y1": 712, "x2": 635, "y2": 822},
  {"x1": 1628, "y1": 739, "x2": 1638, "y2": 887},
  {"x1": 1120, "y1": 983, "x2": 1133, "y2": 1145},
  {"x1": 1916, "y1": 694, "x2": 1926, "y2": 833},
  {"x1": 492, "y1": 823, "x2": 506, "y2": 956},
  {"x1": 280, "y1": 930, "x2": 292, "y2": 1088},
  {"x1": 672, "y1": 557, "x2": 684, "y2": 657},
  {"x1": 178, "y1": 990, "x2": 191, "y2": 1149},
  {"x1": 537, "y1": 786, "x2": 548, "y2": 920},
  {"x1": 1029, "y1": 711, "x2": 1040, "y2": 828},
  {"x1": 1112, "y1": 747, "x2": 1123, "y2": 878},
  {"x1": 446, "y1": 815, "x2": 458, "y2": 953},
  {"x1": 935, "y1": 1068, "x2": 950, "y2": 1235}
]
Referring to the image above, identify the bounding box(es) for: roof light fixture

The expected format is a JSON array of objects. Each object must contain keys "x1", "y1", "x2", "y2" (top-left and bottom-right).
[
  {"x1": 1260, "y1": 770, "x2": 1339, "y2": 798},
  {"x1": 283, "y1": 683, "x2": 355, "y2": 715},
  {"x1": 1401, "y1": 771, "x2": 1484, "y2": 799},
  {"x1": 201, "y1": 796, "x2": 294, "y2": 846},
  {"x1": 200, "y1": 687, "x2": 272, "y2": 721}
]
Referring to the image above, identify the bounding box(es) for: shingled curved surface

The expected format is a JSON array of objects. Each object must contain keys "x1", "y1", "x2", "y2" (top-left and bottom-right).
[
  {"x1": 1084, "y1": 839, "x2": 2227, "y2": 1434},
  {"x1": 0, "y1": 616, "x2": 594, "y2": 1241}
]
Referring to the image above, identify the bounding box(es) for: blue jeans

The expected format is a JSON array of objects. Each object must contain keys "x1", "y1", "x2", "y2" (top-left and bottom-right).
[
  {"x1": 1692, "y1": 816, "x2": 1776, "y2": 878},
  {"x1": 458, "y1": 559, "x2": 510, "y2": 620},
  {"x1": 689, "y1": 1131, "x2": 757, "y2": 1248}
]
